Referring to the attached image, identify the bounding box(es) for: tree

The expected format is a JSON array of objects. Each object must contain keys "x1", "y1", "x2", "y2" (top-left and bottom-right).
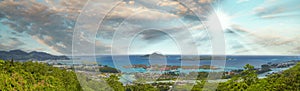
[
  {"x1": 241, "y1": 64, "x2": 258, "y2": 86},
  {"x1": 0, "y1": 60, "x2": 82, "y2": 91},
  {"x1": 217, "y1": 64, "x2": 258, "y2": 90},
  {"x1": 106, "y1": 75, "x2": 125, "y2": 91}
]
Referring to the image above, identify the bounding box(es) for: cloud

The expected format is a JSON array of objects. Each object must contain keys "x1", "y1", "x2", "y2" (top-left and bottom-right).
[
  {"x1": 237, "y1": 0, "x2": 249, "y2": 3},
  {"x1": 253, "y1": 6, "x2": 283, "y2": 18},
  {"x1": 0, "y1": 37, "x2": 25, "y2": 51},
  {"x1": 225, "y1": 24, "x2": 300, "y2": 55},
  {"x1": 6, "y1": 0, "x2": 295, "y2": 55},
  {"x1": 253, "y1": 0, "x2": 300, "y2": 19},
  {"x1": 93, "y1": 0, "x2": 216, "y2": 55},
  {"x1": 96, "y1": 0, "x2": 207, "y2": 41},
  {"x1": 138, "y1": 30, "x2": 170, "y2": 43},
  {"x1": 198, "y1": 0, "x2": 213, "y2": 3},
  {"x1": 103, "y1": 0, "x2": 183, "y2": 24},
  {"x1": 0, "y1": 0, "x2": 88, "y2": 54}
]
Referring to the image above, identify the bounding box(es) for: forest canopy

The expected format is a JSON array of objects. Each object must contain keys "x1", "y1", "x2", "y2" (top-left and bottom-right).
[{"x1": 0, "y1": 59, "x2": 299, "y2": 91}]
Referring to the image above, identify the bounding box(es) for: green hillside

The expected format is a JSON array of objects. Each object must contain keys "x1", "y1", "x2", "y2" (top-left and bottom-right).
[
  {"x1": 1, "y1": 59, "x2": 299, "y2": 91},
  {"x1": 216, "y1": 62, "x2": 300, "y2": 91},
  {"x1": 0, "y1": 60, "x2": 82, "y2": 91}
]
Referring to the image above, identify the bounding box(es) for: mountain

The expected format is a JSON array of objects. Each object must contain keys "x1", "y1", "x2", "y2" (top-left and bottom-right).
[
  {"x1": 142, "y1": 52, "x2": 165, "y2": 57},
  {"x1": 0, "y1": 50, "x2": 70, "y2": 61}
]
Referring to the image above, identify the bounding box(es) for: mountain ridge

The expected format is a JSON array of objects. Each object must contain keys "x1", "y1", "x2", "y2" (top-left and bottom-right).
[{"x1": 0, "y1": 50, "x2": 70, "y2": 61}]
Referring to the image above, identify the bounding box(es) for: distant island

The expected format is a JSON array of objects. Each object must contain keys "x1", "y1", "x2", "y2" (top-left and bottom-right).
[
  {"x1": 142, "y1": 52, "x2": 165, "y2": 57},
  {"x1": 0, "y1": 50, "x2": 70, "y2": 61}
]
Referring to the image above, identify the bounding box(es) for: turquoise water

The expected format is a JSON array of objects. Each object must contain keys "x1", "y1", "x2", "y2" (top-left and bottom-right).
[{"x1": 72, "y1": 55, "x2": 300, "y2": 73}]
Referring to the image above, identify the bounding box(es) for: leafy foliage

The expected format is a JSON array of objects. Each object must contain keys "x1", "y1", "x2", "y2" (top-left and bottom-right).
[
  {"x1": 99, "y1": 66, "x2": 120, "y2": 73},
  {"x1": 0, "y1": 60, "x2": 82, "y2": 91},
  {"x1": 1, "y1": 59, "x2": 299, "y2": 91},
  {"x1": 217, "y1": 63, "x2": 300, "y2": 91},
  {"x1": 76, "y1": 73, "x2": 112, "y2": 91}
]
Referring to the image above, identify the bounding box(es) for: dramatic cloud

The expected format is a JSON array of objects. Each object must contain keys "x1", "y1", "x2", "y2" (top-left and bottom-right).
[
  {"x1": 0, "y1": 37, "x2": 25, "y2": 50},
  {"x1": 253, "y1": 0, "x2": 300, "y2": 19},
  {"x1": 0, "y1": 0, "x2": 299, "y2": 55},
  {"x1": 0, "y1": 0, "x2": 80, "y2": 54}
]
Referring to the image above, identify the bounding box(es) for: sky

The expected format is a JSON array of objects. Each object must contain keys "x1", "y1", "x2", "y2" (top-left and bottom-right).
[{"x1": 0, "y1": 0, "x2": 300, "y2": 55}]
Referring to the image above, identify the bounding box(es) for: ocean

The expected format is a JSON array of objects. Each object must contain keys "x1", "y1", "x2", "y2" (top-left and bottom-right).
[{"x1": 73, "y1": 55, "x2": 300, "y2": 73}]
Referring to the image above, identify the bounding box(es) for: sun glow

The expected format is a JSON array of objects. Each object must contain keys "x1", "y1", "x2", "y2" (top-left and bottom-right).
[
  {"x1": 216, "y1": 11, "x2": 232, "y2": 30},
  {"x1": 207, "y1": 10, "x2": 233, "y2": 30}
]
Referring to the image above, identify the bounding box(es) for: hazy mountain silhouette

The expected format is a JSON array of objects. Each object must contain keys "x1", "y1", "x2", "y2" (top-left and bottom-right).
[
  {"x1": 142, "y1": 52, "x2": 165, "y2": 57},
  {"x1": 0, "y1": 50, "x2": 70, "y2": 61}
]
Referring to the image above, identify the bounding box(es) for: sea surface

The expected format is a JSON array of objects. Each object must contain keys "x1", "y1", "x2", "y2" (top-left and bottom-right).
[{"x1": 71, "y1": 55, "x2": 300, "y2": 73}]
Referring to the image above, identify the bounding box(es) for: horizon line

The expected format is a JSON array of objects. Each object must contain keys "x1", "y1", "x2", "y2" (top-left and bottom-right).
[{"x1": 70, "y1": 54, "x2": 300, "y2": 56}]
